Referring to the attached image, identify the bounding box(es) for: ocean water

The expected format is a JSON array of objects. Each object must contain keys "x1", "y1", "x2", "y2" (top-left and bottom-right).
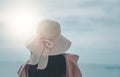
[
  {"x1": 80, "y1": 64, "x2": 120, "y2": 77},
  {"x1": 0, "y1": 62, "x2": 120, "y2": 77}
]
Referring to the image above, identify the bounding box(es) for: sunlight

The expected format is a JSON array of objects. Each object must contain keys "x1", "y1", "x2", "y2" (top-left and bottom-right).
[{"x1": 5, "y1": 7, "x2": 45, "y2": 41}]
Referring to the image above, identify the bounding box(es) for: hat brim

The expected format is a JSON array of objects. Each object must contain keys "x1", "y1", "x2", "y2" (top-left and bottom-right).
[{"x1": 49, "y1": 34, "x2": 71, "y2": 55}]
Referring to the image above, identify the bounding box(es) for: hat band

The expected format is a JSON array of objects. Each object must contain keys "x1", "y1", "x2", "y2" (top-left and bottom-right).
[{"x1": 36, "y1": 32, "x2": 61, "y2": 69}]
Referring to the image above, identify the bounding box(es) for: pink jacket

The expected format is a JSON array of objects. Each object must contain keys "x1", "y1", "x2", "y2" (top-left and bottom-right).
[{"x1": 18, "y1": 53, "x2": 82, "y2": 77}]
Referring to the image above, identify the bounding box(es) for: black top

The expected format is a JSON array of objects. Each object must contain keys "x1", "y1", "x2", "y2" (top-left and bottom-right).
[{"x1": 25, "y1": 54, "x2": 66, "y2": 77}]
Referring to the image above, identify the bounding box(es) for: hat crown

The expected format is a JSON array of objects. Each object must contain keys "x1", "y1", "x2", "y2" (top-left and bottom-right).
[{"x1": 37, "y1": 20, "x2": 61, "y2": 39}]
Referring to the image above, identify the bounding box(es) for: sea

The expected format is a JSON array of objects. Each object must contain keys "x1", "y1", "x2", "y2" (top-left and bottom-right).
[{"x1": 0, "y1": 62, "x2": 120, "y2": 77}]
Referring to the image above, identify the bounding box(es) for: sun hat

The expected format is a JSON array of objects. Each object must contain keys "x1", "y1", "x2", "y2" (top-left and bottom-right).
[{"x1": 26, "y1": 19, "x2": 71, "y2": 69}]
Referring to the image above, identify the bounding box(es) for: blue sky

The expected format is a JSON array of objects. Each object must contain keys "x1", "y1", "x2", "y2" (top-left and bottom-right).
[{"x1": 0, "y1": 0, "x2": 120, "y2": 65}]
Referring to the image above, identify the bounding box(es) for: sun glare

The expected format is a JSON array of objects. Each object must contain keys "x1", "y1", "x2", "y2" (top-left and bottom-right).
[{"x1": 5, "y1": 7, "x2": 45, "y2": 42}]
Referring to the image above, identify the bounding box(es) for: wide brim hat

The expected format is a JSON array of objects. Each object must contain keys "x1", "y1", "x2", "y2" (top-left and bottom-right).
[{"x1": 26, "y1": 19, "x2": 71, "y2": 69}]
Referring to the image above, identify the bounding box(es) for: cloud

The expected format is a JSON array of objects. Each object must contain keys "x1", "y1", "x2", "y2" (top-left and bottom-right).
[
  {"x1": 39, "y1": 0, "x2": 120, "y2": 17},
  {"x1": 63, "y1": 28, "x2": 120, "y2": 49}
]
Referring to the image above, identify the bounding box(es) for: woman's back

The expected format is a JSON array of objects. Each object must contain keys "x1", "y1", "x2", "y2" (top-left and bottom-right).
[{"x1": 25, "y1": 54, "x2": 66, "y2": 77}]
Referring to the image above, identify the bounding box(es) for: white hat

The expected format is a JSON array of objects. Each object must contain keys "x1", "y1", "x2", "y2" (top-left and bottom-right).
[{"x1": 26, "y1": 19, "x2": 71, "y2": 69}]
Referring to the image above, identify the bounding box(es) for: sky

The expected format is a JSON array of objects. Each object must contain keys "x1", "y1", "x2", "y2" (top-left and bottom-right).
[{"x1": 0, "y1": 0, "x2": 120, "y2": 65}]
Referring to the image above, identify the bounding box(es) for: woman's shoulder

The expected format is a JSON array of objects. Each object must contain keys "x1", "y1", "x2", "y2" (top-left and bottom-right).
[{"x1": 63, "y1": 53, "x2": 79, "y2": 62}]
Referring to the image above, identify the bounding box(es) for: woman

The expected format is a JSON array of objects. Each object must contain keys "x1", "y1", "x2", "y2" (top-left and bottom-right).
[{"x1": 18, "y1": 19, "x2": 82, "y2": 77}]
